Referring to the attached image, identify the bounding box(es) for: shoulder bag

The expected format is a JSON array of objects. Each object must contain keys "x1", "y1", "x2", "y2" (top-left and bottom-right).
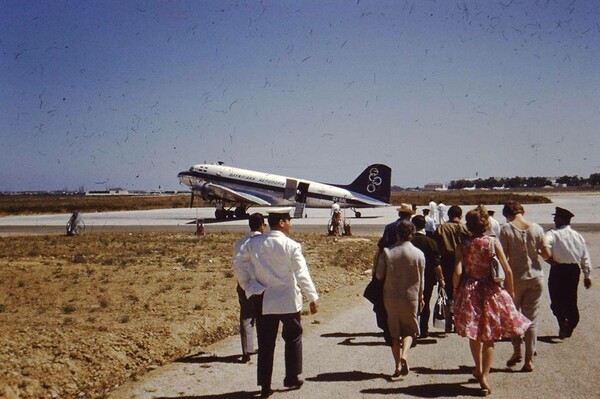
[{"x1": 489, "y1": 238, "x2": 505, "y2": 285}]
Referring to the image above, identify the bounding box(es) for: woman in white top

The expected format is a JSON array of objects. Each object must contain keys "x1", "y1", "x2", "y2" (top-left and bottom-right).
[{"x1": 499, "y1": 201, "x2": 551, "y2": 372}]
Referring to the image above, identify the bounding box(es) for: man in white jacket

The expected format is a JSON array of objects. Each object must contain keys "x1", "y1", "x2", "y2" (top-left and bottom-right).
[
  {"x1": 232, "y1": 213, "x2": 266, "y2": 363},
  {"x1": 234, "y1": 207, "x2": 319, "y2": 398}
]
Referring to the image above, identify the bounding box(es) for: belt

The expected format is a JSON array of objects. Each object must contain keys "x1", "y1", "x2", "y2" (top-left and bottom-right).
[{"x1": 551, "y1": 263, "x2": 578, "y2": 267}]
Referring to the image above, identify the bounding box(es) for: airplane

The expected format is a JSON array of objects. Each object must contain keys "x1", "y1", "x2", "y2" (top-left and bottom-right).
[{"x1": 177, "y1": 162, "x2": 391, "y2": 220}]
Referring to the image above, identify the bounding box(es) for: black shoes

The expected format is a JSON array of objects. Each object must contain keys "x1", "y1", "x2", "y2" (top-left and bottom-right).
[
  {"x1": 260, "y1": 386, "x2": 273, "y2": 398},
  {"x1": 283, "y1": 377, "x2": 304, "y2": 389}
]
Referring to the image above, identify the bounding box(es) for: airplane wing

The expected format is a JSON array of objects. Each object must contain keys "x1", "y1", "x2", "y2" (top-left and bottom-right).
[{"x1": 199, "y1": 182, "x2": 272, "y2": 206}]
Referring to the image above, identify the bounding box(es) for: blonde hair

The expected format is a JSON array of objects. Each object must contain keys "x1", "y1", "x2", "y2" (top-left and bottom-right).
[{"x1": 465, "y1": 205, "x2": 490, "y2": 236}]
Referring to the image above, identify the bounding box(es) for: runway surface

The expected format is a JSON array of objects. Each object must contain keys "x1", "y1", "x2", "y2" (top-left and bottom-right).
[{"x1": 1, "y1": 193, "x2": 599, "y2": 235}]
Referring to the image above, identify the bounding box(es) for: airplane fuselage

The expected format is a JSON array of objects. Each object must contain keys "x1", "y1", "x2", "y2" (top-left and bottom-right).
[{"x1": 178, "y1": 163, "x2": 388, "y2": 209}]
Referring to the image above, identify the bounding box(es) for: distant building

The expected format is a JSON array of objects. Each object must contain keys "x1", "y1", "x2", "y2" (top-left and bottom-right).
[
  {"x1": 86, "y1": 188, "x2": 129, "y2": 196},
  {"x1": 424, "y1": 182, "x2": 447, "y2": 191}
]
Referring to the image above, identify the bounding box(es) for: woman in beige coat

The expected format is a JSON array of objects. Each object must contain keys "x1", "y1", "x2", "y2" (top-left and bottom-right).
[{"x1": 376, "y1": 220, "x2": 425, "y2": 378}]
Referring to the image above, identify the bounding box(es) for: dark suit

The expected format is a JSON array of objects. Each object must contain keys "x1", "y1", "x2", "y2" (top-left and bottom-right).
[
  {"x1": 433, "y1": 221, "x2": 468, "y2": 331},
  {"x1": 411, "y1": 232, "x2": 441, "y2": 335}
]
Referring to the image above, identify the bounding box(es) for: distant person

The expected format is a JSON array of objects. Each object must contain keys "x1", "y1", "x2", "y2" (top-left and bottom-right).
[
  {"x1": 485, "y1": 210, "x2": 501, "y2": 237},
  {"x1": 433, "y1": 205, "x2": 468, "y2": 332},
  {"x1": 453, "y1": 206, "x2": 531, "y2": 396},
  {"x1": 411, "y1": 215, "x2": 444, "y2": 338},
  {"x1": 66, "y1": 211, "x2": 82, "y2": 236},
  {"x1": 429, "y1": 199, "x2": 438, "y2": 224},
  {"x1": 331, "y1": 202, "x2": 341, "y2": 215},
  {"x1": 422, "y1": 209, "x2": 436, "y2": 236},
  {"x1": 232, "y1": 213, "x2": 266, "y2": 363},
  {"x1": 545, "y1": 207, "x2": 593, "y2": 339},
  {"x1": 329, "y1": 202, "x2": 342, "y2": 236},
  {"x1": 375, "y1": 221, "x2": 424, "y2": 378},
  {"x1": 438, "y1": 202, "x2": 447, "y2": 224},
  {"x1": 499, "y1": 202, "x2": 551, "y2": 372},
  {"x1": 233, "y1": 207, "x2": 319, "y2": 398}
]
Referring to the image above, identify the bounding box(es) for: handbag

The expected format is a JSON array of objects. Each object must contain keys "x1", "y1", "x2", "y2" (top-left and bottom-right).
[
  {"x1": 489, "y1": 238, "x2": 505, "y2": 285},
  {"x1": 363, "y1": 276, "x2": 381, "y2": 305},
  {"x1": 433, "y1": 286, "x2": 448, "y2": 329}
]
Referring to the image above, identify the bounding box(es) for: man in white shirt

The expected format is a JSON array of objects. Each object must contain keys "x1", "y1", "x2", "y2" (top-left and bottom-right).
[
  {"x1": 545, "y1": 207, "x2": 593, "y2": 339},
  {"x1": 485, "y1": 210, "x2": 501, "y2": 236},
  {"x1": 232, "y1": 213, "x2": 265, "y2": 363},
  {"x1": 438, "y1": 202, "x2": 447, "y2": 224},
  {"x1": 428, "y1": 199, "x2": 438, "y2": 224},
  {"x1": 234, "y1": 207, "x2": 319, "y2": 398},
  {"x1": 422, "y1": 209, "x2": 436, "y2": 237}
]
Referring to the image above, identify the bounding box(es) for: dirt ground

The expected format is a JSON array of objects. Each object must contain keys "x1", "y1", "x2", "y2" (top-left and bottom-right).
[{"x1": 0, "y1": 231, "x2": 378, "y2": 398}]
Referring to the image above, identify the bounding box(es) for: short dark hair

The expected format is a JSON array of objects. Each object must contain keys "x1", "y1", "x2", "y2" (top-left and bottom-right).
[
  {"x1": 248, "y1": 213, "x2": 265, "y2": 231},
  {"x1": 396, "y1": 220, "x2": 415, "y2": 242},
  {"x1": 267, "y1": 213, "x2": 291, "y2": 228},
  {"x1": 502, "y1": 201, "x2": 524, "y2": 218},
  {"x1": 412, "y1": 215, "x2": 426, "y2": 230},
  {"x1": 447, "y1": 205, "x2": 463, "y2": 219}
]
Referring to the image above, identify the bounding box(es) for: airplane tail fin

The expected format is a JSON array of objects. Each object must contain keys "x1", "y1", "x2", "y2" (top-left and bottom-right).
[{"x1": 340, "y1": 164, "x2": 391, "y2": 203}]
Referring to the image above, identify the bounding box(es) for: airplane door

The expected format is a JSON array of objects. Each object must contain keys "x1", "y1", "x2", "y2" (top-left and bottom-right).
[
  {"x1": 284, "y1": 179, "x2": 298, "y2": 202},
  {"x1": 296, "y1": 182, "x2": 309, "y2": 204}
]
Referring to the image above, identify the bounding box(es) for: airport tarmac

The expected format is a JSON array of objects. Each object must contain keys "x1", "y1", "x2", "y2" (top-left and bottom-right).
[{"x1": 1, "y1": 193, "x2": 599, "y2": 235}]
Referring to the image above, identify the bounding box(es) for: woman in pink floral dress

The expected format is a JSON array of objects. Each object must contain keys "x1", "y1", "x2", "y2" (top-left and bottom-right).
[{"x1": 453, "y1": 206, "x2": 531, "y2": 395}]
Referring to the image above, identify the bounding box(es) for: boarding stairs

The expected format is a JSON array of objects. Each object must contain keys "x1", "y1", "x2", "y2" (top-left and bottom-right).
[{"x1": 294, "y1": 203, "x2": 306, "y2": 219}]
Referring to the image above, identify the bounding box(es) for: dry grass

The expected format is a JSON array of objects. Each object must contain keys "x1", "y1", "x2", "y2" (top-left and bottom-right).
[
  {"x1": 0, "y1": 231, "x2": 377, "y2": 398},
  {"x1": 0, "y1": 194, "x2": 202, "y2": 216}
]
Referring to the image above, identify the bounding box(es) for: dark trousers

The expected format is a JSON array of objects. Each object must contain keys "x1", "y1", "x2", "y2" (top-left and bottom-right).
[
  {"x1": 419, "y1": 278, "x2": 436, "y2": 334},
  {"x1": 548, "y1": 264, "x2": 581, "y2": 333},
  {"x1": 256, "y1": 297, "x2": 303, "y2": 388}
]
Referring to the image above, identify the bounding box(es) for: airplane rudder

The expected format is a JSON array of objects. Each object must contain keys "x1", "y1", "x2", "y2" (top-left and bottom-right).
[{"x1": 349, "y1": 164, "x2": 391, "y2": 202}]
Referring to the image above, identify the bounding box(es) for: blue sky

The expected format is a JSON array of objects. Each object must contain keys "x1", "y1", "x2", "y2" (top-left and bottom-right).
[{"x1": 1, "y1": 0, "x2": 598, "y2": 191}]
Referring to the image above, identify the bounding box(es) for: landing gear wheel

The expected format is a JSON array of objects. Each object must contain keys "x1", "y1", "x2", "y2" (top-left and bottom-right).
[
  {"x1": 215, "y1": 209, "x2": 226, "y2": 220},
  {"x1": 355, "y1": 211, "x2": 362, "y2": 218},
  {"x1": 234, "y1": 207, "x2": 248, "y2": 219}
]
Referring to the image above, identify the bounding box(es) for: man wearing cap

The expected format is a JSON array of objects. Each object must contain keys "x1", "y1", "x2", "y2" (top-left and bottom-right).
[
  {"x1": 232, "y1": 213, "x2": 266, "y2": 363},
  {"x1": 379, "y1": 203, "x2": 415, "y2": 249},
  {"x1": 234, "y1": 207, "x2": 319, "y2": 398},
  {"x1": 545, "y1": 207, "x2": 593, "y2": 339}
]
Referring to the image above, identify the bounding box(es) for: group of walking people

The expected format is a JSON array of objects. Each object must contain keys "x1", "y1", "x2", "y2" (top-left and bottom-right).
[
  {"x1": 230, "y1": 201, "x2": 592, "y2": 398},
  {"x1": 372, "y1": 201, "x2": 593, "y2": 395}
]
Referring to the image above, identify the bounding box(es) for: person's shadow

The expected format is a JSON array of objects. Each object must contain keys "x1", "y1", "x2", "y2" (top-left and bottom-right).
[
  {"x1": 175, "y1": 351, "x2": 245, "y2": 364},
  {"x1": 155, "y1": 391, "x2": 261, "y2": 399},
  {"x1": 361, "y1": 382, "x2": 484, "y2": 397},
  {"x1": 321, "y1": 331, "x2": 389, "y2": 347},
  {"x1": 307, "y1": 370, "x2": 388, "y2": 382}
]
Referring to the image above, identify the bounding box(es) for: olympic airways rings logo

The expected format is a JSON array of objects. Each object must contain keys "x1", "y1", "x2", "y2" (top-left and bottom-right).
[{"x1": 367, "y1": 167, "x2": 382, "y2": 193}]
